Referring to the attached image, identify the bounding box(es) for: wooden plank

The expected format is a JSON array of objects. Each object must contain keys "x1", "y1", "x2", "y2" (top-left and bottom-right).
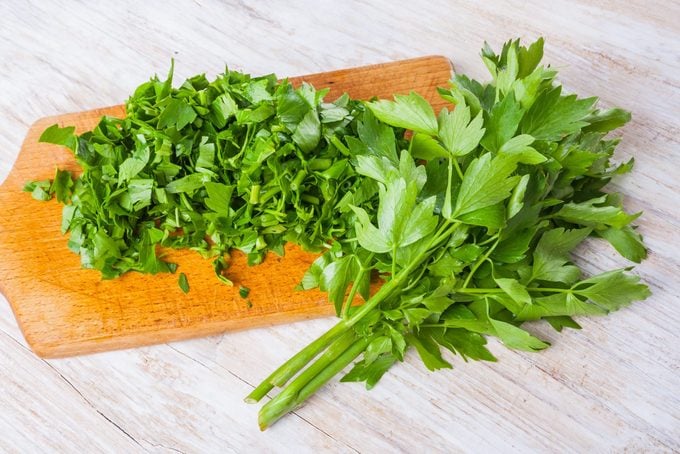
[{"x1": 0, "y1": 56, "x2": 453, "y2": 358}]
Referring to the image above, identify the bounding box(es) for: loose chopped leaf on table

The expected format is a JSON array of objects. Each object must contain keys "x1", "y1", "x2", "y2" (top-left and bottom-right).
[{"x1": 29, "y1": 38, "x2": 649, "y2": 430}]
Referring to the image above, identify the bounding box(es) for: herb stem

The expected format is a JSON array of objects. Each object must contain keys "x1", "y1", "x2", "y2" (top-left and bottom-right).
[
  {"x1": 462, "y1": 232, "x2": 501, "y2": 288},
  {"x1": 258, "y1": 333, "x2": 368, "y2": 430},
  {"x1": 455, "y1": 287, "x2": 573, "y2": 294},
  {"x1": 347, "y1": 221, "x2": 459, "y2": 326},
  {"x1": 245, "y1": 320, "x2": 351, "y2": 402},
  {"x1": 342, "y1": 253, "x2": 374, "y2": 319},
  {"x1": 452, "y1": 159, "x2": 464, "y2": 180},
  {"x1": 252, "y1": 218, "x2": 461, "y2": 417}
]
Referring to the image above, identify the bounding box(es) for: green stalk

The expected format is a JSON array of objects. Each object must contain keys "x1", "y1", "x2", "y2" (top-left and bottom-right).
[
  {"x1": 259, "y1": 336, "x2": 370, "y2": 430},
  {"x1": 248, "y1": 259, "x2": 415, "y2": 403},
  {"x1": 257, "y1": 331, "x2": 362, "y2": 429},
  {"x1": 341, "y1": 254, "x2": 373, "y2": 319},
  {"x1": 245, "y1": 321, "x2": 351, "y2": 402},
  {"x1": 341, "y1": 262, "x2": 373, "y2": 319},
  {"x1": 341, "y1": 280, "x2": 361, "y2": 319},
  {"x1": 462, "y1": 233, "x2": 501, "y2": 288},
  {"x1": 249, "y1": 220, "x2": 461, "y2": 412},
  {"x1": 457, "y1": 287, "x2": 573, "y2": 294},
  {"x1": 290, "y1": 169, "x2": 307, "y2": 191},
  {"x1": 452, "y1": 159, "x2": 464, "y2": 180}
]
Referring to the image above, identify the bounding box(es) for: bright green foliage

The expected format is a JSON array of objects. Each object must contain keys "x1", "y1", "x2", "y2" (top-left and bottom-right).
[
  {"x1": 246, "y1": 38, "x2": 649, "y2": 430},
  {"x1": 34, "y1": 66, "x2": 384, "y2": 279},
  {"x1": 367, "y1": 91, "x2": 438, "y2": 135},
  {"x1": 28, "y1": 38, "x2": 650, "y2": 430}
]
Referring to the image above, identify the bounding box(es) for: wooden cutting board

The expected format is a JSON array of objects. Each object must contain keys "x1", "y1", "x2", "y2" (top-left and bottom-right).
[{"x1": 0, "y1": 56, "x2": 453, "y2": 358}]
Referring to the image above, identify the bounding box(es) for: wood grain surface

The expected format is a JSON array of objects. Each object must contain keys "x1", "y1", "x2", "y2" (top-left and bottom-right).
[
  {"x1": 0, "y1": 1, "x2": 678, "y2": 452},
  {"x1": 0, "y1": 56, "x2": 452, "y2": 358}
]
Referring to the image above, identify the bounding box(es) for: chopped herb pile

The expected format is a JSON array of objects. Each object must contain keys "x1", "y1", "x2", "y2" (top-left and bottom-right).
[
  {"x1": 33, "y1": 63, "x2": 386, "y2": 282},
  {"x1": 29, "y1": 38, "x2": 650, "y2": 430}
]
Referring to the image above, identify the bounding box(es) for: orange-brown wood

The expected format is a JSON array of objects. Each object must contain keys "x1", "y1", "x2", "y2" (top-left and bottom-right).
[{"x1": 0, "y1": 56, "x2": 453, "y2": 358}]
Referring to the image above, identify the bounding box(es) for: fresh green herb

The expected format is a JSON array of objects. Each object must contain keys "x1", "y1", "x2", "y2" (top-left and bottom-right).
[
  {"x1": 178, "y1": 272, "x2": 190, "y2": 294},
  {"x1": 245, "y1": 38, "x2": 649, "y2": 429},
  {"x1": 28, "y1": 38, "x2": 649, "y2": 430},
  {"x1": 33, "y1": 64, "x2": 381, "y2": 281},
  {"x1": 239, "y1": 286, "x2": 250, "y2": 299}
]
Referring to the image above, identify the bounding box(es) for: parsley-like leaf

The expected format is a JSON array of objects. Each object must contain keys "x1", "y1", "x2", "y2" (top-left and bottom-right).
[{"x1": 367, "y1": 92, "x2": 438, "y2": 136}]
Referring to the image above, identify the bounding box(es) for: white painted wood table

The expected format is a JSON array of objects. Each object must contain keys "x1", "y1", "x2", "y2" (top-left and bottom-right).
[{"x1": 1, "y1": 1, "x2": 678, "y2": 452}]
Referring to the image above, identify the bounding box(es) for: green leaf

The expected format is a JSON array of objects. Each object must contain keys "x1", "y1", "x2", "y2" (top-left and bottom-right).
[
  {"x1": 531, "y1": 228, "x2": 591, "y2": 284},
  {"x1": 369, "y1": 177, "x2": 438, "y2": 251},
  {"x1": 352, "y1": 205, "x2": 391, "y2": 253},
  {"x1": 165, "y1": 173, "x2": 208, "y2": 194},
  {"x1": 457, "y1": 203, "x2": 505, "y2": 229},
  {"x1": 367, "y1": 92, "x2": 438, "y2": 135},
  {"x1": 204, "y1": 182, "x2": 233, "y2": 214},
  {"x1": 480, "y1": 91, "x2": 524, "y2": 152},
  {"x1": 495, "y1": 278, "x2": 532, "y2": 306},
  {"x1": 211, "y1": 93, "x2": 238, "y2": 128},
  {"x1": 521, "y1": 86, "x2": 596, "y2": 141},
  {"x1": 489, "y1": 317, "x2": 549, "y2": 351},
  {"x1": 432, "y1": 328, "x2": 497, "y2": 362},
  {"x1": 507, "y1": 174, "x2": 530, "y2": 218},
  {"x1": 319, "y1": 255, "x2": 356, "y2": 316},
  {"x1": 545, "y1": 316, "x2": 582, "y2": 332},
  {"x1": 178, "y1": 273, "x2": 190, "y2": 293},
  {"x1": 245, "y1": 78, "x2": 273, "y2": 103},
  {"x1": 364, "y1": 336, "x2": 393, "y2": 364},
  {"x1": 407, "y1": 333, "x2": 452, "y2": 371},
  {"x1": 492, "y1": 224, "x2": 540, "y2": 263},
  {"x1": 517, "y1": 37, "x2": 544, "y2": 78},
  {"x1": 118, "y1": 157, "x2": 146, "y2": 184},
  {"x1": 320, "y1": 105, "x2": 349, "y2": 123},
  {"x1": 401, "y1": 196, "x2": 438, "y2": 245},
  {"x1": 403, "y1": 307, "x2": 432, "y2": 327},
  {"x1": 517, "y1": 292, "x2": 605, "y2": 320},
  {"x1": 495, "y1": 43, "x2": 519, "y2": 95},
  {"x1": 498, "y1": 134, "x2": 546, "y2": 164},
  {"x1": 276, "y1": 85, "x2": 310, "y2": 131},
  {"x1": 355, "y1": 155, "x2": 396, "y2": 184},
  {"x1": 128, "y1": 179, "x2": 154, "y2": 209},
  {"x1": 398, "y1": 150, "x2": 427, "y2": 191},
  {"x1": 292, "y1": 109, "x2": 321, "y2": 152},
  {"x1": 158, "y1": 98, "x2": 197, "y2": 130},
  {"x1": 297, "y1": 250, "x2": 334, "y2": 290},
  {"x1": 411, "y1": 133, "x2": 449, "y2": 161},
  {"x1": 554, "y1": 195, "x2": 640, "y2": 229},
  {"x1": 439, "y1": 75, "x2": 484, "y2": 115},
  {"x1": 598, "y1": 226, "x2": 647, "y2": 263},
  {"x1": 442, "y1": 303, "x2": 549, "y2": 352},
  {"x1": 196, "y1": 141, "x2": 216, "y2": 171},
  {"x1": 583, "y1": 108, "x2": 631, "y2": 133},
  {"x1": 357, "y1": 109, "x2": 398, "y2": 163},
  {"x1": 377, "y1": 177, "x2": 409, "y2": 243},
  {"x1": 213, "y1": 257, "x2": 233, "y2": 286},
  {"x1": 437, "y1": 104, "x2": 485, "y2": 156},
  {"x1": 575, "y1": 269, "x2": 651, "y2": 311},
  {"x1": 51, "y1": 169, "x2": 73, "y2": 203},
  {"x1": 25, "y1": 179, "x2": 52, "y2": 201},
  {"x1": 454, "y1": 153, "x2": 519, "y2": 217},
  {"x1": 341, "y1": 354, "x2": 397, "y2": 390},
  {"x1": 38, "y1": 124, "x2": 77, "y2": 152}
]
